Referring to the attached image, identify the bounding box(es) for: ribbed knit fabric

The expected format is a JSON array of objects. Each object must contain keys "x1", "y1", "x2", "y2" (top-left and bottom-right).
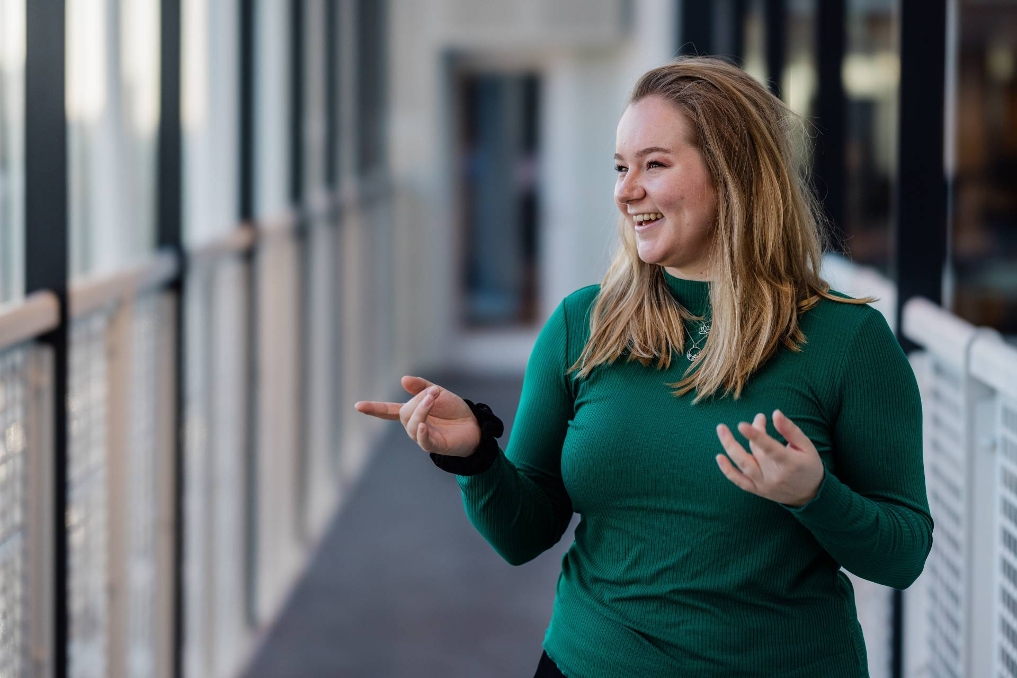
[{"x1": 455, "y1": 269, "x2": 932, "y2": 678}]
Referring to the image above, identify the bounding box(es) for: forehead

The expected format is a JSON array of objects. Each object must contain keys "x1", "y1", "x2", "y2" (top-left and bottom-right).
[{"x1": 615, "y1": 96, "x2": 695, "y2": 152}]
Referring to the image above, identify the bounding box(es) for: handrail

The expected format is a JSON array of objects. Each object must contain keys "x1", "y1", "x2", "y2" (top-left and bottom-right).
[
  {"x1": 902, "y1": 297, "x2": 978, "y2": 372},
  {"x1": 258, "y1": 210, "x2": 300, "y2": 239},
  {"x1": 69, "y1": 250, "x2": 180, "y2": 319},
  {"x1": 0, "y1": 291, "x2": 61, "y2": 352},
  {"x1": 305, "y1": 189, "x2": 337, "y2": 222},
  {"x1": 188, "y1": 225, "x2": 258, "y2": 265},
  {"x1": 970, "y1": 333, "x2": 1017, "y2": 401},
  {"x1": 903, "y1": 295, "x2": 1017, "y2": 400}
]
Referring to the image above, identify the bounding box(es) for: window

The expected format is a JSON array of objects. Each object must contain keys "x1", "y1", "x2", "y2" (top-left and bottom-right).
[
  {"x1": 783, "y1": 0, "x2": 818, "y2": 120},
  {"x1": 458, "y1": 72, "x2": 540, "y2": 327},
  {"x1": 951, "y1": 0, "x2": 1017, "y2": 337},
  {"x1": 182, "y1": 0, "x2": 239, "y2": 245},
  {"x1": 0, "y1": 0, "x2": 24, "y2": 304},
  {"x1": 66, "y1": 0, "x2": 160, "y2": 278},
  {"x1": 841, "y1": 0, "x2": 899, "y2": 274},
  {"x1": 254, "y1": 0, "x2": 290, "y2": 219}
]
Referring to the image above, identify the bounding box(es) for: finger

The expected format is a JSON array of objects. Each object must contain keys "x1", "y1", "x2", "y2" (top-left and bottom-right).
[
  {"x1": 399, "y1": 384, "x2": 438, "y2": 426},
  {"x1": 402, "y1": 375, "x2": 436, "y2": 396},
  {"x1": 716, "y1": 454, "x2": 758, "y2": 494},
  {"x1": 737, "y1": 420, "x2": 787, "y2": 461},
  {"x1": 716, "y1": 424, "x2": 762, "y2": 481},
  {"x1": 406, "y1": 387, "x2": 439, "y2": 442},
  {"x1": 353, "y1": 401, "x2": 401, "y2": 420},
  {"x1": 752, "y1": 413, "x2": 766, "y2": 431},
  {"x1": 417, "y1": 420, "x2": 446, "y2": 454},
  {"x1": 417, "y1": 421, "x2": 433, "y2": 452},
  {"x1": 772, "y1": 410, "x2": 812, "y2": 452}
]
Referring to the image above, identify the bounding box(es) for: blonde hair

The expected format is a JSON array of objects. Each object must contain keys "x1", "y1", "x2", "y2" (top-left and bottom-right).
[{"x1": 570, "y1": 56, "x2": 874, "y2": 403}]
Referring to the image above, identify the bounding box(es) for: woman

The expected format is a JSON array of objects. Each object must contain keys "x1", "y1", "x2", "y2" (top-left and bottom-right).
[{"x1": 355, "y1": 56, "x2": 932, "y2": 677}]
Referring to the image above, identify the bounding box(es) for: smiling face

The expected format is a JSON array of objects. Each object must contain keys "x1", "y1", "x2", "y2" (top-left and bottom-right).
[{"x1": 614, "y1": 96, "x2": 718, "y2": 281}]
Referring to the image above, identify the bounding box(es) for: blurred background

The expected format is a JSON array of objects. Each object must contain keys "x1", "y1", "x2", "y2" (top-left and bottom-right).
[{"x1": 0, "y1": 0, "x2": 1014, "y2": 676}]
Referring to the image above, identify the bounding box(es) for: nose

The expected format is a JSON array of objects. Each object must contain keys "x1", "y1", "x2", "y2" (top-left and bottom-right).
[{"x1": 615, "y1": 170, "x2": 645, "y2": 205}]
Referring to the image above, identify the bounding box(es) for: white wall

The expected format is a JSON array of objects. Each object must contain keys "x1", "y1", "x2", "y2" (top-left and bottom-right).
[{"x1": 388, "y1": 0, "x2": 678, "y2": 375}]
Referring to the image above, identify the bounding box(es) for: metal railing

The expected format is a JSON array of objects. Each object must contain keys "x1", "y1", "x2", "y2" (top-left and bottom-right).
[
  {"x1": 0, "y1": 296, "x2": 58, "y2": 678},
  {"x1": 902, "y1": 297, "x2": 1016, "y2": 678},
  {"x1": 0, "y1": 177, "x2": 401, "y2": 678},
  {"x1": 823, "y1": 252, "x2": 1016, "y2": 677}
]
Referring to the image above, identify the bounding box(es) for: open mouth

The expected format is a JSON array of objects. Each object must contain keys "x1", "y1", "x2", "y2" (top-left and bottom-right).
[{"x1": 634, "y1": 213, "x2": 663, "y2": 227}]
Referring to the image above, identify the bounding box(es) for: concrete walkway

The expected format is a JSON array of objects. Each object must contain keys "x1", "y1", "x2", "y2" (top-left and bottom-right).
[{"x1": 243, "y1": 372, "x2": 577, "y2": 678}]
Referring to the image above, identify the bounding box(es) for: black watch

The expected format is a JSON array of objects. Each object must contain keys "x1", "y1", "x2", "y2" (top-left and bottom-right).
[{"x1": 429, "y1": 399, "x2": 503, "y2": 476}]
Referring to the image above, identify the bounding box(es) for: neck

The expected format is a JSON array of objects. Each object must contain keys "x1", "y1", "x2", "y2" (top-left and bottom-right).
[
  {"x1": 660, "y1": 267, "x2": 711, "y2": 317},
  {"x1": 663, "y1": 265, "x2": 712, "y2": 282}
]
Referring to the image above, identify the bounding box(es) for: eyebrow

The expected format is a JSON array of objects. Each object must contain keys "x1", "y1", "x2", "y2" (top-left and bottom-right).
[{"x1": 613, "y1": 146, "x2": 673, "y2": 160}]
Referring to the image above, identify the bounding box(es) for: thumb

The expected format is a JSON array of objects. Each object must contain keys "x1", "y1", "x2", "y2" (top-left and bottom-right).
[
  {"x1": 402, "y1": 375, "x2": 435, "y2": 396},
  {"x1": 772, "y1": 410, "x2": 812, "y2": 452}
]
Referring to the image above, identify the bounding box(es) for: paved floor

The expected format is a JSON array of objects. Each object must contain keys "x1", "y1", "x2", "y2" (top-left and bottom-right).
[{"x1": 243, "y1": 372, "x2": 577, "y2": 678}]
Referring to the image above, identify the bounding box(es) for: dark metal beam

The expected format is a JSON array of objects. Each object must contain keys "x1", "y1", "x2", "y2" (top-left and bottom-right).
[
  {"x1": 765, "y1": 0, "x2": 787, "y2": 97},
  {"x1": 157, "y1": 1, "x2": 184, "y2": 676},
  {"x1": 25, "y1": 2, "x2": 68, "y2": 676},
  {"x1": 326, "y1": 0, "x2": 339, "y2": 189},
  {"x1": 678, "y1": 1, "x2": 713, "y2": 55},
  {"x1": 894, "y1": 0, "x2": 948, "y2": 355},
  {"x1": 893, "y1": 3, "x2": 949, "y2": 675},
  {"x1": 240, "y1": 0, "x2": 256, "y2": 220},
  {"x1": 290, "y1": 0, "x2": 305, "y2": 203},
  {"x1": 238, "y1": 0, "x2": 261, "y2": 629},
  {"x1": 814, "y1": 0, "x2": 847, "y2": 254},
  {"x1": 733, "y1": 0, "x2": 748, "y2": 63}
]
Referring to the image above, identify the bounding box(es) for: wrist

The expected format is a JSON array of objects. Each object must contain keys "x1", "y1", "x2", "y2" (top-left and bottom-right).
[
  {"x1": 430, "y1": 399, "x2": 503, "y2": 476},
  {"x1": 784, "y1": 467, "x2": 827, "y2": 509}
]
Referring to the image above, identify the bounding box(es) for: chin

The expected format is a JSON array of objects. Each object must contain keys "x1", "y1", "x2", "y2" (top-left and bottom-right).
[{"x1": 635, "y1": 243, "x2": 669, "y2": 266}]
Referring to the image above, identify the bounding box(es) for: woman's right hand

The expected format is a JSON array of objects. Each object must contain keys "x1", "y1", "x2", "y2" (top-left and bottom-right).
[{"x1": 353, "y1": 376, "x2": 482, "y2": 458}]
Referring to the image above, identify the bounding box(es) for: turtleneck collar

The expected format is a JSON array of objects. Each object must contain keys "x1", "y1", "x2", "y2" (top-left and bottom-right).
[{"x1": 662, "y1": 268, "x2": 711, "y2": 317}]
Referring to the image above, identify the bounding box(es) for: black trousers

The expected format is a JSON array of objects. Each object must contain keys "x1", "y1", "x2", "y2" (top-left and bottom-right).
[{"x1": 533, "y1": 650, "x2": 567, "y2": 677}]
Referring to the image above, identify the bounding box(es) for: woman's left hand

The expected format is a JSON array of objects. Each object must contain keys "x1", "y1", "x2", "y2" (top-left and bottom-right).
[{"x1": 715, "y1": 410, "x2": 825, "y2": 508}]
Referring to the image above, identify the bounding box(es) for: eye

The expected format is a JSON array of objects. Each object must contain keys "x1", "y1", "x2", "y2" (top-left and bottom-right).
[
  {"x1": 646, "y1": 160, "x2": 666, "y2": 169},
  {"x1": 614, "y1": 164, "x2": 627, "y2": 173}
]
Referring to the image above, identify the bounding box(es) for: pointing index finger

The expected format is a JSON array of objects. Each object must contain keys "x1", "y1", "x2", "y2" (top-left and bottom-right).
[{"x1": 353, "y1": 401, "x2": 401, "y2": 420}]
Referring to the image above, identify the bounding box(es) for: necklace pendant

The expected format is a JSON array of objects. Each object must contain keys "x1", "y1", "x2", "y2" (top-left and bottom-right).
[{"x1": 686, "y1": 346, "x2": 702, "y2": 362}]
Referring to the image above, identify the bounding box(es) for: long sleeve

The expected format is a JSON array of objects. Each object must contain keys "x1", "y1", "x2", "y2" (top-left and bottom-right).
[
  {"x1": 786, "y1": 309, "x2": 934, "y2": 589},
  {"x1": 456, "y1": 299, "x2": 576, "y2": 566}
]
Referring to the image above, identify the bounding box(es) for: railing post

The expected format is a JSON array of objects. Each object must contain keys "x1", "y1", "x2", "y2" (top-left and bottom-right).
[
  {"x1": 156, "y1": 0, "x2": 183, "y2": 676},
  {"x1": 24, "y1": 2, "x2": 69, "y2": 676}
]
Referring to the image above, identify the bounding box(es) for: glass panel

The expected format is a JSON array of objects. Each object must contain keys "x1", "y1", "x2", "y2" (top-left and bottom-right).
[
  {"x1": 0, "y1": 0, "x2": 25, "y2": 304},
  {"x1": 255, "y1": 0, "x2": 291, "y2": 218},
  {"x1": 460, "y1": 73, "x2": 540, "y2": 327},
  {"x1": 742, "y1": 0, "x2": 768, "y2": 86},
  {"x1": 783, "y1": 0, "x2": 817, "y2": 120},
  {"x1": 182, "y1": 0, "x2": 239, "y2": 246},
  {"x1": 67, "y1": 0, "x2": 160, "y2": 279},
  {"x1": 356, "y1": 0, "x2": 387, "y2": 179},
  {"x1": 951, "y1": 0, "x2": 1017, "y2": 337},
  {"x1": 842, "y1": 0, "x2": 899, "y2": 274},
  {"x1": 303, "y1": 0, "x2": 328, "y2": 199}
]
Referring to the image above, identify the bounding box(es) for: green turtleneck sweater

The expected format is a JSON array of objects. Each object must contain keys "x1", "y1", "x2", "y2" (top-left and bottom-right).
[{"x1": 456, "y1": 270, "x2": 932, "y2": 678}]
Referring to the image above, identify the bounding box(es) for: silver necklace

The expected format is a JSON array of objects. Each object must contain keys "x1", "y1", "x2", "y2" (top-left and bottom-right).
[{"x1": 685, "y1": 317, "x2": 711, "y2": 362}]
